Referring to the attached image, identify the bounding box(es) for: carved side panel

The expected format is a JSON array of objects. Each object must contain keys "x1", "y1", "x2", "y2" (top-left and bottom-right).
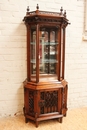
[
  {"x1": 62, "y1": 85, "x2": 68, "y2": 108},
  {"x1": 29, "y1": 90, "x2": 34, "y2": 116},
  {"x1": 62, "y1": 85, "x2": 68, "y2": 116},
  {"x1": 62, "y1": 88, "x2": 65, "y2": 108}
]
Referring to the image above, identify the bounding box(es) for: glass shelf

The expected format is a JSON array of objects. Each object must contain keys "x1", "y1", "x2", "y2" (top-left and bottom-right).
[
  {"x1": 31, "y1": 59, "x2": 58, "y2": 63},
  {"x1": 31, "y1": 59, "x2": 36, "y2": 63},
  {"x1": 31, "y1": 42, "x2": 58, "y2": 45},
  {"x1": 40, "y1": 42, "x2": 58, "y2": 45},
  {"x1": 31, "y1": 42, "x2": 36, "y2": 44}
]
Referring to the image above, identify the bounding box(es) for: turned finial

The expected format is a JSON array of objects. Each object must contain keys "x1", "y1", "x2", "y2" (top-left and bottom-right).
[
  {"x1": 36, "y1": 4, "x2": 39, "y2": 10},
  {"x1": 64, "y1": 10, "x2": 66, "y2": 17},
  {"x1": 27, "y1": 6, "x2": 29, "y2": 12},
  {"x1": 60, "y1": 7, "x2": 63, "y2": 14}
]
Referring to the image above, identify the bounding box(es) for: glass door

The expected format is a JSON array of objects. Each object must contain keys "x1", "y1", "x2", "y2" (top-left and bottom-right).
[
  {"x1": 39, "y1": 27, "x2": 58, "y2": 81},
  {"x1": 30, "y1": 26, "x2": 59, "y2": 82}
]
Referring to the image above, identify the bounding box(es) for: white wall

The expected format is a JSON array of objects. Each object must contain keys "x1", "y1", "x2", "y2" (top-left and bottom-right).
[{"x1": 0, "y1": 0, "x2": 87, "y2": 117}]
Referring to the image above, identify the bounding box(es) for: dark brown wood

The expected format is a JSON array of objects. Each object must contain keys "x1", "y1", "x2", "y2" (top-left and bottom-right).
[
  {"x1": 36, "y1": 24, "x2": 39, "y2": 83},
  {"x1": 62, "y1": 28, "x2": 65, "y2": 79},
  {"x1": 23, "y1": 5, "x2": 69, "y2": 127},
  {"x1": 27, "y1": 25, "x2": 31, "y2": 81},
  {"x1": 58, "y1": 27, "x2": 62, "y2": 81}
]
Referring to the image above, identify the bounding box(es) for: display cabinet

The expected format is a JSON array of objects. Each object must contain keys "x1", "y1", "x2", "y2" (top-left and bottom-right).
[{"x1": 23, "y1": 4, "x2": 69, "y2": 127}]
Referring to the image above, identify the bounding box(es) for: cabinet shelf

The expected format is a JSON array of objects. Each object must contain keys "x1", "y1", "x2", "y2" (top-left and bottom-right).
[
  {"x1": 31, "y1": 42, "x2": 58, "y2": 45},
  {"x1": 31, "y1": 59, "x2": 58, "y2": 63}
]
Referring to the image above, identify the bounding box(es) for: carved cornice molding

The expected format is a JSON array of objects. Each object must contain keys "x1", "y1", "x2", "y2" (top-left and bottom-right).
[{"x1": 23, "y1": 4, "x2": 69, "y2": 27}]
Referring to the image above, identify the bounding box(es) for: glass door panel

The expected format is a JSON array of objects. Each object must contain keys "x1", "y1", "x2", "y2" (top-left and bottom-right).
[
  {"x1": 30, "y1": 27, "x2": 36, "y2": 81},
  {"x1": 39, "y1": 28, "x2": 58, "y2": 76},
  {"x1": 39, "y1": 31, "x2": 48, "y2": 74}
]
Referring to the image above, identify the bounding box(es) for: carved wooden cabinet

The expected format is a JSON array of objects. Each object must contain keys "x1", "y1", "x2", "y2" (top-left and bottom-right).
[{"x1": 23, "y1": 4, "x2": 69, "y2": 127}]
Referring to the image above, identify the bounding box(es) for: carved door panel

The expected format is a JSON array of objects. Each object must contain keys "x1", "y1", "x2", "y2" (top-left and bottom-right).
[{"x1": 39, "y1": 89, "x2": 62, "y2": 115}]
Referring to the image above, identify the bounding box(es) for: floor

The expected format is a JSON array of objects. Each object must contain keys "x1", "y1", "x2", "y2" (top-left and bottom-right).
[{"x1": 0, "y1": 107, "x2": 87, "y2": 130}]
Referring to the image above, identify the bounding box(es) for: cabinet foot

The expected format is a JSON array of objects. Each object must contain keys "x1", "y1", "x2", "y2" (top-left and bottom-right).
[
  {"x1": 35, "y1": 113, "x2": 38, "y2": 127},
  {"x1": 36, "y1": 121, "x2": 38, "y2": 128},
  {"x1": 23, "y1": 107, "x2": 25, "y2": 116},
  {"x1": 64, "y1": 113, "x2": 67, "y2": 117},
  {"x1": 25, "y1": 117, "x2": 28, "y2": 123},
  {"x1": 59, "y1": 117, "x2": 63, "y2": 123}
]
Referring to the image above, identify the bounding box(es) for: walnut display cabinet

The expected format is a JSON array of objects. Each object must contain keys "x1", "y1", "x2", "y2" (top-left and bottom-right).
[{"x1": 23, "y1": 4, "x2": 69, "y2": 127}]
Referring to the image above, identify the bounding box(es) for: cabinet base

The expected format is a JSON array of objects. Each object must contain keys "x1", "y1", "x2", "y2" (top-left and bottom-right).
[
  {"x1": 23, "y1": 107, "x2": 63, "y2": 127},
  {"x1": 23, "y1": 80, "x2": 68, "y2": 127}
]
